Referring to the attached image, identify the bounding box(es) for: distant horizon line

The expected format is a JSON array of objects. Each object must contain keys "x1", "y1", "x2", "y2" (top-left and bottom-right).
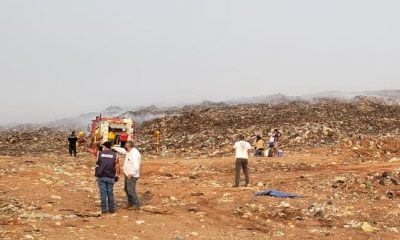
[{"x1": 1, "y1": 88, "x2": 399, "y2": 127}]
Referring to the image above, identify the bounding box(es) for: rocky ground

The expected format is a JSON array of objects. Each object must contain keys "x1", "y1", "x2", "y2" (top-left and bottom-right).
[
  {"x1": 1, "y1": 99, "x2": 400, "y2": 239},
  {"x1": 1, "y1": 148, "x2": 400, "y2": 240}
]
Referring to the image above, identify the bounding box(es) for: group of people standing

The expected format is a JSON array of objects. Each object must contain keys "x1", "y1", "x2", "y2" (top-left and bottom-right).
[
  {"x1": 67, "y1": 130, "x2": 141, "y2": 214},
  {"x1": 69, "y1": 128, "x2": 281, "y2": 212},
  {"x1": 254, "y1": 129, "x2": 281, "y2": 157},
  {"x1": 67, "y1": 131, "x2": 88, "y2": 157},
  {"x1": 67, "y1": 129, "x2": 142, "y2": 214},
  {"x1": 233, "y1": 129, "x2": 282, "y2": 187},
  {"x1": 107, "y1": 128, "x2": 129, "y2": 147},
  {"x1": 94, "y1": 141, "x2": 142, "y2": 214},
  {"x1": 95, "y1": 129, "x2": 281, "y2": 212}
]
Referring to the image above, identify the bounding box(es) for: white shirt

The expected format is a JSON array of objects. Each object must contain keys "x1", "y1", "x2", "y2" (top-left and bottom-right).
[
  {"x1": 233, "y1": 141, "x2": 252, "y2": 159},
  {"x1": 269, "y1": 136, "x2": 275, "y2": 143},
  {"x1": 268, "y1": 133, "x2": 275, "y2": 143},
  {"x1": 113, "y1": 147, "x2": 141, "y2": 178}
]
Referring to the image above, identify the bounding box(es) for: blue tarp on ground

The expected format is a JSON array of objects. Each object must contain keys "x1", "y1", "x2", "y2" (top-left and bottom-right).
[{"x1": 255, "y1": 189, "x2": 301, "y2": 198}]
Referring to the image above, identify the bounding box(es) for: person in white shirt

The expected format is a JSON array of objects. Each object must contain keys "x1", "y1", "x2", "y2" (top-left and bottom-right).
[
  {"x1": 233, "y1": 134, "x2": 252, "y2": 187},
  {"x1": 112, "y1": 141, "x2": 141, "y2": 209},
  {"x1": 268, "y1": 128, "x2": 275, "y2": 148}
]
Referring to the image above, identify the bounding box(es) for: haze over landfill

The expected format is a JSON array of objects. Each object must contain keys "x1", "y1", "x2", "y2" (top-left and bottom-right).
[
  {"x1": 1, "y1": 0, "x2": 400, "y2": 124},
  {"x1": 2, "y1": 1, "x2": 400, "y2": 240}
]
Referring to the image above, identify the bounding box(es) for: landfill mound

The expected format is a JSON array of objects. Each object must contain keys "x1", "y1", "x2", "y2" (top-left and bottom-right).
[
  {"x1": 0, "y1": 127, "x2": 69, "y2": 156},
  {"x1": 137, "y1": 98, "x2": 400, "y2": 159},
  {"x1": 2, "y1": 98, "x2": 400, "y2": 239},
  {"x1": 0, "y1": 97, "x2": 399, "y2": 159}
]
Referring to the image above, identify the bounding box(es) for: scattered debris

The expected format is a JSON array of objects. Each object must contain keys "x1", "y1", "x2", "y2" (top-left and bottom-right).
[
  {"x1": 361, "y1": 222, "x2": 378, "y2": 232},
  {"x1": 141, "y1": 205, "x2": 172, "y2": 214}
]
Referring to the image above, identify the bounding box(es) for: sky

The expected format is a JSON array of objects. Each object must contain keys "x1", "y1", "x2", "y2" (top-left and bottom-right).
[{"x1": 1, "y1": 0, "x2": 400, "y2": 124}]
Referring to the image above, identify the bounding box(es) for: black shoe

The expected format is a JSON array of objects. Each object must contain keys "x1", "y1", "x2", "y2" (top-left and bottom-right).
[
  {"x1": 131, "y1": 206, "x2": 141, "y2": 210},
  {"x1": 109, "y1": 209, "x2": 115, "y2": 214},
  {"x1": 101, "y1": 210, "x2": 107, "y2": 214}
]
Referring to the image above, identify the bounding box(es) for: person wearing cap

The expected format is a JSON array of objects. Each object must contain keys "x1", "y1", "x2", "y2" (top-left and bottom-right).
[
  {"x1": 95, "y1": 141, "x2": 120, "y2": 214},
  {"x1": 119, "y1": 129, "x2": 129, "y2": 148}
]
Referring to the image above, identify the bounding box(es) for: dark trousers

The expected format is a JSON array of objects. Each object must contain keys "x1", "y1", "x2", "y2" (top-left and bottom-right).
[
  {"x1": 98, "y1": 177, "x2": 115, "y2": 212},
  {"x1": 254, "y1": 149, "x2": 264, "y2": 157},
  {"x1": 69, "y1": 145, "x2": 77, "y2": 157},
  {"x1": 124, "y1": 176, "x2": 140, "y2": 207},
  {"x1": 235, "y1": 158, "x2": 249, "y2": 187}
]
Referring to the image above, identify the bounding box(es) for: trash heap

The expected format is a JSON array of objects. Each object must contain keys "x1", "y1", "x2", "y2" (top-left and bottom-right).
[
  {"x1": 0, "y1": 97, "x2": 399, "y2": 158},
  {"x1": 136, "y1": 98, "x2": 400, "y2": 158},
  {"x1": 0, "y1": 127, "x2": 69, "y2": 156}
]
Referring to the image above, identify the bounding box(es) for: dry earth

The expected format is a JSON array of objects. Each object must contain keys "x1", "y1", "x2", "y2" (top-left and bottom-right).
[{"x1": 1, "y1": 148, "x2": 400, "y2": 240}]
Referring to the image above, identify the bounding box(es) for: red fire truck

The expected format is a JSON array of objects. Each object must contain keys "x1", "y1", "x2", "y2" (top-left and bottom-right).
[{"x1": 88, "y1": 115, "x2": 136, "y2": 155}]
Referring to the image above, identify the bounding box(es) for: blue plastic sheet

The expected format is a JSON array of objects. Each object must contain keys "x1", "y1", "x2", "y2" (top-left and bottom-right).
[{"x1": 255, "y1": 189, "x2": 301, "y2": 198}]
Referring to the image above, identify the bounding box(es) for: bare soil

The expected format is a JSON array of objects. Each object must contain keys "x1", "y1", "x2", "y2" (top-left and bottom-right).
[{"x1": 1, "y1": 148, "x2": 400, "y2": 240}]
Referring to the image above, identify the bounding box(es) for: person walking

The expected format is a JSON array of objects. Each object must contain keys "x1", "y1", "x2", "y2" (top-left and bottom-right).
[
  {"x1": 113, "y1": 141, "x2": 141, "y2": 210},
  {"x1": 95, "y1": 141, "x2": 120, "y2": 214},
  {"x1": 233, "y1": 134, "x2": 252, "y2": 187},
  {"x1": 67, "y1": 131, "x2": 78, "y2": 157}
]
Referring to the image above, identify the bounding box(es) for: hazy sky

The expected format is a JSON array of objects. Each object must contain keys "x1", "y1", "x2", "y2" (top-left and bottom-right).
[{"x1": 1, "y1": 0, "x2": 400, "y2": 124}]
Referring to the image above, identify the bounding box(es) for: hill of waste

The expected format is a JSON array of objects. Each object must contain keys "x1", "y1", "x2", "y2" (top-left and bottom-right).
[
  {"x1": 0, "y1": 98, "x2": 399, "y2": 159},
  {"x1": 136, "y1": 98, "x2": 400, "y2": 159}
]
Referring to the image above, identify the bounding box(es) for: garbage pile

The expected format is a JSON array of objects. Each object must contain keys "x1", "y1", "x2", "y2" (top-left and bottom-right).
[
  {"x1": 330, "y1": 170, "x2": 400, "y2": 200},
  {"x1": 0, "y1": 98, "x2": 399, "y2": 158},
  {"x1": 136, "y1": 98, "x2": 400, "y2": 158},
  {"x1": 0, "y1": 127, "x2": 69, "y2": 156}
]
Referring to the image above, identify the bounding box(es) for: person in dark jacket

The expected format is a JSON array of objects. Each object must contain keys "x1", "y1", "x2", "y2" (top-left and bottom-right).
[
  {"x1": 67, "y1": 131, "x2": 78, "y2": 157},
  {"x1": 95, "y1": 141, "x2": 120, "y2": 214}
]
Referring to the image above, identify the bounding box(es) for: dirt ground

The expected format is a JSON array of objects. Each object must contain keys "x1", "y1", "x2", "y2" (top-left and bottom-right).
[{"x1": 1, "y1": 148, "x2": 400, "y2": 240}]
